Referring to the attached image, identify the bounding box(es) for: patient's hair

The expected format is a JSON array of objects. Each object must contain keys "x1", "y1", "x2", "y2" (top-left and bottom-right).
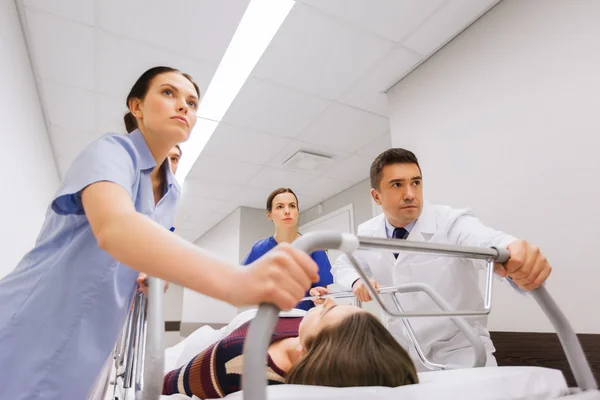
[{"x1": 286, "y1": 312, "x2": 418, "y2": 388}]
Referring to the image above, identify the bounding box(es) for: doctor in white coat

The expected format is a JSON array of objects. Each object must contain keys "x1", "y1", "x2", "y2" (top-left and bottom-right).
[{"x1": 331, "y1": 148, "x2": 552, "y2": 371}]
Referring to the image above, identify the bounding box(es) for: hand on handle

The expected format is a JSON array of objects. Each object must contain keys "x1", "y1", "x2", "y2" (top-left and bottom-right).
[
  {"x1": 352, "y1": 277, "x2": 379, "y2": 302},
  {"x1": 494, "y1": 240, "x2": 552, "y2": 291},
  {"x1": 136, "y1": 272, "x2": 169, "y2": 297},
  {"x1": 230, "y1": 243, "x2": 320, "y2": 310}
]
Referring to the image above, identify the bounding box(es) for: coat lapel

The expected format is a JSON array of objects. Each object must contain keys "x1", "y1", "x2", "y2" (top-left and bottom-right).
[
  {"x1": 362, "y1": 214, "x2": 397, "y2": 271},
  {"x1": 394, "y1": 202, "x2": 437, "y2": 267}
]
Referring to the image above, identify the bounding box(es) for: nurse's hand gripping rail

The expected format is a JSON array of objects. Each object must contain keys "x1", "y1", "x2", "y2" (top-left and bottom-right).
[{"x1": 241, "y1": 231, "x2": 598, "y2": 400}]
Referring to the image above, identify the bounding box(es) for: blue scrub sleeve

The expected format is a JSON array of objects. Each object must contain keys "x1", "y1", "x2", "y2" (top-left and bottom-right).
[
  {"x1": 242, "y1": 245, "x2": 259, "y2": 265},
  {"x1": 312, "y1": 250, "x2": 334, "y2": 287},
  {"x1": 52, "y1": 135, "x2": 137, "y2": 216}
]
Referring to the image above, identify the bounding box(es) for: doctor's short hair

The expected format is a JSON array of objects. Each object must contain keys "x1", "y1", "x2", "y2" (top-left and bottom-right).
[
  {"x1": 370, "y1": 148, "x2": 421, "y2": 190},
  {"x1": 266, "y1": 188, "x2": 299, "y2": 212},
  {"x1": 173, "y1": 144, "x2": 182, "y2": 157}
]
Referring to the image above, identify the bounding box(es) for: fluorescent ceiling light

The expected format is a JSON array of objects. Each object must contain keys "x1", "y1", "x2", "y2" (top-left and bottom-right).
[{"x1": 176, "y1": 0, "x2": 295, "y2": 185}]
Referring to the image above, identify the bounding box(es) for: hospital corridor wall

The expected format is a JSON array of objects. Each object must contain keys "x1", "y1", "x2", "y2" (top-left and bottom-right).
[
  {"x1": 177, "y1": 207, "x2": 273, "y2": 340},
  {"x1": 0, "y1": 0, "x2": 60, "y2": 279},
  {"x1": 386, "y1": 0, "x2": 600, "y2": 384}
]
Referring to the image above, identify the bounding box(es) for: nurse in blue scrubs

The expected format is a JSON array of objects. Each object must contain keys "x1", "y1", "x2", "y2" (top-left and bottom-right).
[
  {"x1": 0, "y1": 67, "x2": 318, "y2": 400},
  {"x1": 243, "y1": 188, "x2": 333, "y2": 311}
]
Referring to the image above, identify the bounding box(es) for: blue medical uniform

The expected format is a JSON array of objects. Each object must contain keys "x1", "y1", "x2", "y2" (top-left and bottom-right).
[
  {"x1": 242, "y1": 236, "x2": 333, "y2": 311},
  {"x1": 0, "y1": 130, "x2": 180, "y2": 400}
]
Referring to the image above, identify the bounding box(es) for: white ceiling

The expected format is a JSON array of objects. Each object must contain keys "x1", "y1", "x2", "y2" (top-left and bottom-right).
[{"x1": 18, "y1": 0, "x2": 500, "y2": 242}]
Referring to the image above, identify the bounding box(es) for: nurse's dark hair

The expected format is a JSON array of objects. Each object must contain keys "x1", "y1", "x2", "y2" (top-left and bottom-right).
[
  {"x1": 266, "y1": 188, "x2": 298, "y2": 212},
  {"x1": 124, "y1": 66, "x2": 200, "y2": 133},
  {"x1": 286, "y1": 312, "x2": 418, "y2": 388},
  {"x1": 370, "y1": 148, "x2": 422, "y2": 190}
]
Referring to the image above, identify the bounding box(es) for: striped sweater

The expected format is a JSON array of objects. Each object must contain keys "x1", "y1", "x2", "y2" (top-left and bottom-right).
[{"x1": 163, "y1": 317, "x2": 302, "y2": 398}]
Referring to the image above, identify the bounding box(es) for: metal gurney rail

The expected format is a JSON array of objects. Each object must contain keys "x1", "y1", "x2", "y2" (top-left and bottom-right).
[
  {"x1": 108, "y1": 231, "x2": 598, "y2": 400},
  {"x1": 243, "y1": 232, "x2": 599, "y2": 400}
]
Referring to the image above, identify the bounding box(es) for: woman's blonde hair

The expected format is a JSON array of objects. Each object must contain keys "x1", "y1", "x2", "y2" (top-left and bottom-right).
[{"x1": 286, "y1": 312, "x2": 418, "y2": 387}]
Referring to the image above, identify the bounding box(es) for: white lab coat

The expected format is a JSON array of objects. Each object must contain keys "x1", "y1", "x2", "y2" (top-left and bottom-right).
[{"x1": 332, "y1": 202, "x2": 516, "y2": 371}]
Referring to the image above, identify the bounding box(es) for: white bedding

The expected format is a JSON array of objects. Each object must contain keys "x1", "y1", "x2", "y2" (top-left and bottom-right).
[
  {"x1": 162, "y1": 309, "x2": 570, "y2": 400},
  {"x1": 161, "y1": 367, "x2": 568, "y2": 400}
]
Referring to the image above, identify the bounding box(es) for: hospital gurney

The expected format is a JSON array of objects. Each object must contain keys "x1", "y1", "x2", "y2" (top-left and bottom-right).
[{"x1": 107, "y1": 231, "x2": 599, "y2": 400}]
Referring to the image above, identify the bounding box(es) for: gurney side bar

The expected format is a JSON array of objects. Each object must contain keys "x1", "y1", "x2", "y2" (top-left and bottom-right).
[
  {"x1": 357, "y1": 236, "x2": 508, "y2": 261},
  {"x1": 533, "y1": 287, "x2": 597, "y2": 391},
  {"x1": 243, "y1": 232, "x2": 350, "y2": 400},
  {"x1": 242, "y1": 231, "x2": 598, "y2": 400},
  {"x1": 139, "y1": 277, "x2": 165, "y2": 400}
]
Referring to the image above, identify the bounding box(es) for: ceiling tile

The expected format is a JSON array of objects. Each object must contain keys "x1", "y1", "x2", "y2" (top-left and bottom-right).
[
  {"x1": 236, "y1": 186, "x2": 272, "y2": 209},
  {"x1": 186, "y1": 154, "x2": 263, "y2": 185},
  {"x1": 175, "y1": 228, "x2": 200, "y2": 242},
  {"x1": 266, "y1": 139, "x2": 350, "y2": 171},
  {"x1": 252, "y1": 3, "x2": 394, "y2": 100},
  {"x1": 355, "y1": 132, "x2": 392, "y2": 160},
  {"x1": 339, "y1": 46, "x2": 422, "y2": 116},
  {"x1": 297, "y1": 102, "x2": 389, "y2": 152},
  {"x1": 246, "y1": 167, "x2": 315, "y2": 191},
  {"x1": 201, "y1": 123, "x2": 291, "y2": 166},
  {"x1": 95, "y1": 30, "x2": 215, "y2": 99},
  {"x1": 24, "y1": 0, "x2": 95, "y2": 26},
  {"x1": 25, "y1": 8, "x2": 94, "y2": 90},
  {"x1": 302, "y1": 0, "x2": 446, "y2": 43},
  {"x1": 297, "y1": 176, "x2": 353, "y2": 200},
  {"x1": 177, "y1": 193, "x2": 236, "y2": 216},
  {"x1": 95, "y1": 93, "x2": 126, "y2": 135},
  {"x1": 403, "y1": 0, "x2": 500, "y2": 56},
  {"x1": 98, "y1": 0, "x2": 250, "y2": 65},
  {"x1": 180, "y1": 178, "x2": 238, "y2": 201},
  {"x1": 42, "y1": 81, "x2": 95, "y2": 131},
  {"x1": 322, "y1": 154, "x2": 372, "y2": 183},
  {"x1": 222, "y1": 77, "x2": 331, "y2": 138}
]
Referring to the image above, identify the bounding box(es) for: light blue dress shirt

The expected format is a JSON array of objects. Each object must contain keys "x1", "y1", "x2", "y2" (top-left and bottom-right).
[
  {"x1": 0, "y1": 129, "x2": 180, "y2": 399},
  {"x1": 384, "y1": 218, "x2": 416, "y2": 238}
]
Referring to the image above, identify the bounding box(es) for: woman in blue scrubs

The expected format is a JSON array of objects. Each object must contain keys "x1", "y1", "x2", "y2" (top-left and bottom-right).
[
  {"x1": 0, "y1": 67, "x2": 318, "y2": 400},
  {"x1": 243, "y1": 188, "x2": 333, "y2": 311}
]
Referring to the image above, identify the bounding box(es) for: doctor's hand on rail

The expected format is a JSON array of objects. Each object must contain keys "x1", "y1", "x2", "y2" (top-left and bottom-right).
[
  {"x1": 352, "y1": 277, "x2": 380, "y2": 302},
  {"x1": 232, "y1": 243, "x2": 320, "y2": 310},
  {"x1": 495, "y1": 240, "x2": 552, "y2": 291},
  {"x1": 136, "y1": 272, "x2": 169, "y2": 297}
]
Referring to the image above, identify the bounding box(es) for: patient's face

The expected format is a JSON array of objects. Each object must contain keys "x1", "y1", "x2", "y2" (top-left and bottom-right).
[{"x1": 298, "y1": 297, "x2": 364, "y2": 346}]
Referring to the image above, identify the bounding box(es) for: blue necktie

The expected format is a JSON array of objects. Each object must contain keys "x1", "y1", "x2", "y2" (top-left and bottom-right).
[{"x1": 393, "y1": 227, "x2": 408, "y2": 259}]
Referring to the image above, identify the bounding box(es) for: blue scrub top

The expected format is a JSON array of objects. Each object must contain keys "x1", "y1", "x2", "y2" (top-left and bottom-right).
[
  {"x1": 0, "y1": 130, "x2": 180, "y2": 400},
  {"x1": 242, "y1": 236, "x2": 334, "y2": 311}
]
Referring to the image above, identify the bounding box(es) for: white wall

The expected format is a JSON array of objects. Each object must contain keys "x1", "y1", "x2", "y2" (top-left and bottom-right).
[
  {"x1": 387, "y1": 0, "x2": 600, "y2": 333},
  {"x1": 301, "y1": 179, "x2": 375, "y2": 230},
  {"x1": 181, "y1": 209, "x2": 241, "y2": 325},
  {"x1": 0, "y1": 0, "x2": 60, "y2": 278}
]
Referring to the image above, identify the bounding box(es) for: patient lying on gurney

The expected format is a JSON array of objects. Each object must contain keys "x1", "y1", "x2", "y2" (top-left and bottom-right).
[{"x1": 162, "y1": 296, "x2": 418, "y2": 398}]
